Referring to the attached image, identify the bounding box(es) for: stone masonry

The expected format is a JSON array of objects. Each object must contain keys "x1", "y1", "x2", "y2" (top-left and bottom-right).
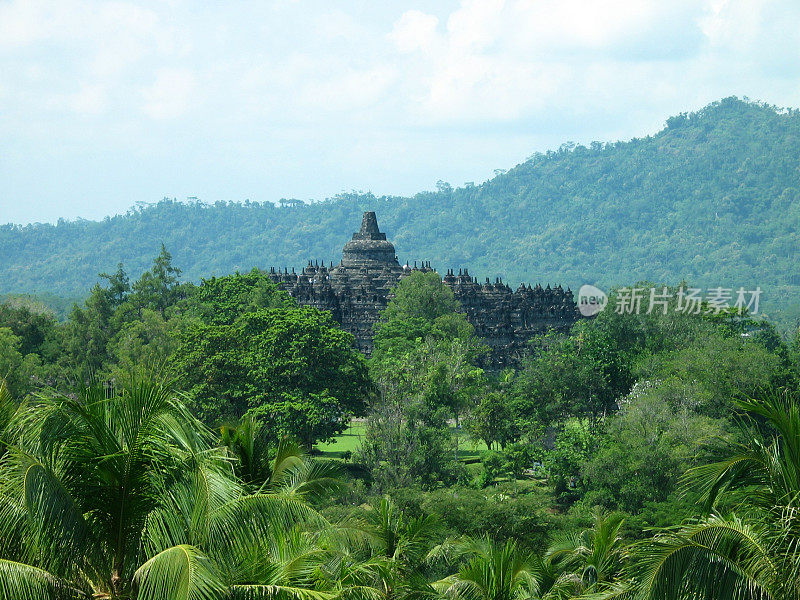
[{"x1": 265, "y1": 212, "x2": 580, "y2": 366}]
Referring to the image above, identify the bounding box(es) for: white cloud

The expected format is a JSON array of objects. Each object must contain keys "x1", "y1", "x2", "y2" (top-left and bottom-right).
[
  {"x1": 140, "y1": 68, "x2": 197, "y2": 119},
  {"x1": 1, "y1": 0, "x2": 799, "y2": 224},
  {"x1": 380, "y1": 0, "x2": 800, "y2": 125},
  {"x1": 67, "y1": 84, "x2": 108, "y2": 114},
  {"x1": 390, "y1": 10, "x2": 440, "y2": 54}
]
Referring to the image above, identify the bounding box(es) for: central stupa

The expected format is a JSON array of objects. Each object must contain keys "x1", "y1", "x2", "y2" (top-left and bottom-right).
[{"x1": 340, "y1": 211, "x2": 399, "y2": 267}]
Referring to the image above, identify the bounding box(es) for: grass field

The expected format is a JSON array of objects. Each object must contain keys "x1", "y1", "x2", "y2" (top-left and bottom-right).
[
  {"x1": 315, "y1": 420, "x2": 489, "y2": 461},
  {"x1": 315, "y1": 421, "x2": 366, "y2": 459}
]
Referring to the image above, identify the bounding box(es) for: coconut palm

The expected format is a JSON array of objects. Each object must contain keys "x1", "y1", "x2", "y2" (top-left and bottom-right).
[
  {"x1": 220, "y1": 415, "x2": 343, "y2": 499},
  {"x1": 362, "y1": 498, "x2": 440, "y2": 571},
  {"x1": 220, "y1": 414, "x2": 274, "y2": 487},
  {"x1": 433, "y1": 537, "x2": 539, "y2": 600},
  {"x1": 632, "y1": 391, "x2": 800, "y2": 600},
  {"x1": 0, "y1": 378, "x2": 17, "y2": 459},
  {"x1": 0, "y1": 375, "x2": 335, "y2": 600},
  {"x1": 543, "y1": 510, "x2": 627, "y2": 597},
  {"x1": 320, "y1": 497, "x2": 441, "y2": 600}
]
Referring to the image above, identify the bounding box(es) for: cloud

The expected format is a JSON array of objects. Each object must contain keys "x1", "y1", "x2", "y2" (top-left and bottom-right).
[
  {"x1": 378, "y1": 0, "x2": 800, "y2": 128},
  {"x1": 389, "y1": 10, "x2": 440, "y2": 54},
  {"x1": 67, "y1": 84, "x2": 108, "y2": 114},
  {"x1": 140, "y1": 68, "x2": 197, "y2": 119},
  {"x1": 1, "y1": 0, "x2": 799, "y2": 224}
]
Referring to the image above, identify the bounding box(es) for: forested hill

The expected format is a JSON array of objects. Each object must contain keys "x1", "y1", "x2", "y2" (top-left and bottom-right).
[{"x1": 2, "y1": 97, "x2": 800, "y2": 319}]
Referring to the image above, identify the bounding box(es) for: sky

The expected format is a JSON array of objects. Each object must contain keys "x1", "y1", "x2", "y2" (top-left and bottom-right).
[{"x1": 1, "y1": 0, "x2": 799, "y2": 225}]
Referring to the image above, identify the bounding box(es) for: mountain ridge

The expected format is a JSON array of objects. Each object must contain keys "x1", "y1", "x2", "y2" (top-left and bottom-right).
[{"x1": 2, "y1": 97, "x2": 799, "y2": 321}]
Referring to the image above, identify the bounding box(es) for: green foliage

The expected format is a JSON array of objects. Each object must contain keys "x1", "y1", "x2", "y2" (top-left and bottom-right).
[
  {"x1": 172, "y1": 304, "x2": 370, "y2": 443},
  {"x1": 63, "y1": 282, "x2": 116, "y2": 374},
  {"x1": 434, "y1": 537, "x2": 539, "y2": 600},
  {"x1": 358, "y1": 387, "x2": 464, "y2": 491},
  {"x1": 474, "y1": 446, "x2": 538, "y2": 488},
  {"x1": 0, "y1": 293, "x2": 78, "y2": 321},
  {"x1": 106, "y1": 309, "x2": 186, "y2": 379},
  {"x1": 192, "y1": 268, "x2": 295, "y2": 326},
  {"x1": 0, "y1": 302, "x2": 60, "y2": 358},
  {"x1": 360, "y1": 272, "x2": 483, "y2": 490},
  {"x1": 379, "y1": 271, "x2": 462, "y2": 324},
  {"x1": 372, "y1": 271, "x2": 479, "y2": 370},
  {"x1": 580, "y1": 380, "x2": 730, "y2": 519},
  {"x1": 542, "y1": 510, "x2": 628, "y2": 597},
  {"x1": 513, "y1": 324, "x2": 629, "y2": 429},
  {"x1": 0, "y1": 373, "x2": 349, "y2": 600},
  {"x1": 546, "y1": 419, "x2": 597, "y2": 504},
  {"x1": 0, "y1": 378, "x2": 17, "y2": 459},
  {"x1": 630, "y1": 391, "x2": 800, "y2": 600},
  {"x1": 391, "y1": 484, "x2": 553, "y2": 548},
  {"x1": 60, "y1": 246, "x2": 192, "y2": 376},
  {"x1": 635, "y1": 331, "x2": 785, "y2": 417},
  {"x1": 128, "y1": 244, "x2": 187, "y2": 314},
  {"x1": 465, "y1": 391, "x2": 519, "y2": 451},
  {"x1": 0, "y1": 327, "x2": 45, "y2": 396}
]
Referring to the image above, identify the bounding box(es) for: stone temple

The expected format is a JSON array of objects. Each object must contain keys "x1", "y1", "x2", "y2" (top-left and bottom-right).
[{"x1": 266, "y1": 212, "x2": 580, "y2": 366}]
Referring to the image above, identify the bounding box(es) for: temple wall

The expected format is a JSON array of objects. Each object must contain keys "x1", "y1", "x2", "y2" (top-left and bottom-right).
[{"x1": 264, "y1": 212, "x2": 581, "y2": 367}]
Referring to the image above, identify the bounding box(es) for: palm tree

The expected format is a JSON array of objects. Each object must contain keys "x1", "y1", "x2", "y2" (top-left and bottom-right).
[
  {"x1": 220, "y1": 414, "x2": 273, "y2": 486},
  {"x1": 0, "y1": 378, "x2": 17, "y2": 459},
  {"x1": 0, "y1": 375, "x2": 334, "y2": 599},
  {"x1": 321, "y1": 497, "x2": 441, "y2": 600},
  {"x1": 543, "y1": 510, "x2": 627, "y2": 597},
  {"x1": 220, "y1": 415, "x2": 343, "y2": 499},
  {"x1": 632, "y1": 391, "x2": 800, "y2": 600},
  {"x1": 433, "y1": 537, "x2": 538, "y2": 600},
  {"x1": 363, "y1": 498, "x2": 440, "y2": 571}
]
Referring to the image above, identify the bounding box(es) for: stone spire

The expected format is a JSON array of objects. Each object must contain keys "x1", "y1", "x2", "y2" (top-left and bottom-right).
[
  {"x1": 353, "y1": 211, "x2": 384, "y2": 240},
  {"x1": 340, "y1": 211, "x2": 398, "y2": 267}
]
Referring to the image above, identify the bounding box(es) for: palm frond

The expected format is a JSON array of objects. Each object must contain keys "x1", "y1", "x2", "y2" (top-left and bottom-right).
[
  {"x1": 0, "y1": 559, "x2": 85, "y2": 600},
  {"x1": 0, "y1": 379, "x2": 18, "y2": 459},
  {"x1": 334, "y1": 584, "x2": 390, "y2": 600},
  {"x1": 229, "y1": 584, "x2": 333, "y2": 600},
  {"x1": 133, "y1": 544, "x2": 226, "y2": 600},
  {"x1": 631, "y1": 515, "x2": 775, "y2": 600},
  {"x1": 15, "y1": 453, "x2": 93, "y2": 578},
  {"x1": 277, "y1": 458, "x2": 345, "y2": 502},
  {"x1": 270, "y1": 438, "x2": 306, "y2": 486},
  {"x1": 208, "y1": 492, "x2": 325, "y2": 578}
]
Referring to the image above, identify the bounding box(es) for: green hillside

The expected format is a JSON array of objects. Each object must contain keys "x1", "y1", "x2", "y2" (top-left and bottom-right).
[{"x1": 2, "y1": 97, "x2": 799, "y2": 321}]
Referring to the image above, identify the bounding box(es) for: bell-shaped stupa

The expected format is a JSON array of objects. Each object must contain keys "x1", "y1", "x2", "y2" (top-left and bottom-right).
[{"x1": 340, "y1": 212, "x2": 399, "y2": 267}]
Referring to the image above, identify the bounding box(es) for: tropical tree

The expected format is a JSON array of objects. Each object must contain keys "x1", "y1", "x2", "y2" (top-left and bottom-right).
[
  {"x1": 220, "y1": 415, "x2": 343, "y2": 496},
  {"x1": 433, "y1": 537, "x2": 539, "y2": 600},
  {"x1": 362, "y1": 498, "x2": 440, "y2": 574},
  {"x1": 0, "y1": 374, "x2": 335, "y2": 599},
  {"x1": 543, "y1": 510, "x2": 628, "y2": 598},
  {"x1": 632, "y1": 391, "x2": 800, "y2": 599},
  {"x1": 172, "y1": 303, "x2": 371, "y2": 441},
  {"x1": 465, "y1": 390, "x2": 519, "y2": 450}
]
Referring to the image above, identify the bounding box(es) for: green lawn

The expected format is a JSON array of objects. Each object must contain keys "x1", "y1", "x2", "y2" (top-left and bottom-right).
[
  {"x1": 456, "y1": 431, "x2": 489, "y2": 460},
  {"x1": 315, "y1": 420, "x2": 488, "y2": 461},
  {"x1": 315, "y1": 421, "x2": 366, "y2": 459}
]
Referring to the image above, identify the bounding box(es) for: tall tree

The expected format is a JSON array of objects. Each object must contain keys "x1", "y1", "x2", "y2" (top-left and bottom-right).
[
  {"x1": 172, "y1": 273, "x2": 371, "y2": 445},
  {"x1": 129, "y1": 244, "x2": 186, "y2": 314},
  {"x1": 360, "y1": 272, "x2": 482, "y2": 490}
]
